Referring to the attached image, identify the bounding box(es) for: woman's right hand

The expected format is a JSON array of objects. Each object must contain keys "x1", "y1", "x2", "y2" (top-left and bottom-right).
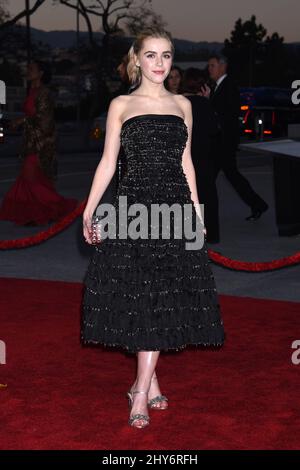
[{"x1": 83, "y1": 211, "x2": 93, "y2": 244}]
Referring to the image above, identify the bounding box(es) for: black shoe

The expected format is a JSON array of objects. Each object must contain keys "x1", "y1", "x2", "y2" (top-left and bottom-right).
[{"x1": 245, "y1": 204, "x2": 268, "y2": 221}]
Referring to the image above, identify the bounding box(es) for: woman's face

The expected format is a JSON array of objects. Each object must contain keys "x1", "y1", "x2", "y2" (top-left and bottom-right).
[
  {"x1": 27, "y1": 62, "x2": 43, "y2": 82},
  {"x1": 136, "y1": 37, "x2": 173, "y2": 85},
  {"x1": 167, "y1": 69, "x2": 181, "y2": 92}
]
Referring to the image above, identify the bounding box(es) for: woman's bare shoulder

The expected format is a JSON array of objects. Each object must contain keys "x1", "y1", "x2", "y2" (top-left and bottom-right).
[
  {"x1": 173, "y1": 94, "x2": 192, "y2": 117},
  {"x1": 107, "y1": 95, "x2": 129, "y2": 118},
  {"x1": 109, "y1": 94, "x2": 130, "y2": 106},
  {"x1": 110, "y1": 94, "x2": 141, "y2": 121},
  {"x1": 109, "y1": 94, "x2": 136, "y2": 112},
  {"x1": 173, "y1": 93, "x2": 191, "y2": 106}
]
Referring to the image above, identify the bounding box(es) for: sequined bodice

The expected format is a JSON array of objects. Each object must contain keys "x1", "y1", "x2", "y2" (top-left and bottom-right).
[
  {"x1": 118, "y1": 114, "x2": 191, "y2": 205},
  {"x1": 121, "y1": 114, "x2": 188, "y2": 168}
]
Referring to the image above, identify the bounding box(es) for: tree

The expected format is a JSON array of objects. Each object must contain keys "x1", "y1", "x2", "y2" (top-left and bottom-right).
[
  {"x1": 125, "y1": 3, "x2": 166, "y2": 36},
  {"x1": 54, "y1": 0, "x2": 166, "y2": 124},
  {"x1": 223, "y1": 15, "x2": 267, "y2": 85},
  {"x1": 0, "y1": 1, "x2": 25, "y2": 77},
  {"x1": 223, "y1": 15, "x2": 288, "y2": 86},
  {"x1": 0, "y1": 0, "x2": 46, "y2": 32},
  {"x1": 55, "y1": 0, "x2": 165, "y2": 72},
  {"x1": 225, "y1": 15, "x2": 266, "y2": 47},
  {"x1": 0, "y1": 0, "x2": 10, "y2": 24},
  {"x1": 0, "y1": 0, "x2": 48, "y2": 67},
  {"x1": 258, "y1": 32, "x2": 287, "y2": 86}
]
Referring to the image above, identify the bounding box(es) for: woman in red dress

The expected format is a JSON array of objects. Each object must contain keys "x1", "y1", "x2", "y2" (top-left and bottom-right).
[{"x1": 0, "y1": 61, "x2": 78, "y2": 226}]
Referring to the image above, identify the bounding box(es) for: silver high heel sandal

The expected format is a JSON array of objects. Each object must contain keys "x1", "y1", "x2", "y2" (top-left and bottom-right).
[
  {"x1": 148, "y1": 376, "x2": 169, "y2": 410},
  {"x1": 127, "y1": 390, "x2": 150, "y2": 429}
]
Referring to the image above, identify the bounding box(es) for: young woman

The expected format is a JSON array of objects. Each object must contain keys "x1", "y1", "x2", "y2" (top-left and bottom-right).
[
  {"x1": 0, "y1": 61, "x2": 78, "y2": 225},
  {"x1": 165, "y1": 65, "x2": 183, "y2": 94},
  {"x1": 81, "y1": 28, "x2": 225, "y2": 429}
]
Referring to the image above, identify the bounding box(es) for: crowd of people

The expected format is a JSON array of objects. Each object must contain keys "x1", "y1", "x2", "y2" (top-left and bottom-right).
[
  {"x1": 0, "y1": 28, "x2": 272, "y2": 431},
  {"x1": 114, "y1": 53, "x2": 269, "y2": 243},
  {"x1": 0, "y1": 51, "x2": 268, "y2": 240}
]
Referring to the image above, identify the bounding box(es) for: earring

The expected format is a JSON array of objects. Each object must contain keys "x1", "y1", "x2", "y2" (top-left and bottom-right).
[{"x1": 136, "y1": 64, "x2": 140, "y2": 68}]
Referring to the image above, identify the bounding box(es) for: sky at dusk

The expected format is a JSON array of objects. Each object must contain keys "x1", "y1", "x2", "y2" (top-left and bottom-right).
[{"x1": 7, "y1": 0, "x2": 300, "y2": 43}]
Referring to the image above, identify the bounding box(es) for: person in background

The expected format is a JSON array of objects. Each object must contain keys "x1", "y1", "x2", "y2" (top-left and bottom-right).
[
  {"x1": 208, "y1": 54, "x2": 268, "y2": 222},
  {"x1": 113, "y1": 54, "x2": 131, "y2": 97},
  {"x1": 165, "y1": 65, "x2": 183, "y2": 94},
  {"x1": 183, "y1": 67, "x2": 220, "y2": 243},
  {"x1": 0, "y1": 60, "x2": 78, "y2": 225}
]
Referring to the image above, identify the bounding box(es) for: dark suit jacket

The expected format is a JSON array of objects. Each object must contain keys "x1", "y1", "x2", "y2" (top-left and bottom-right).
[
  {"x1": 209, "y1": 75, "x2": 240, "y2": 150},
  {"x1": 187, "y1": 94, "x2": 219, "y2": 163}
]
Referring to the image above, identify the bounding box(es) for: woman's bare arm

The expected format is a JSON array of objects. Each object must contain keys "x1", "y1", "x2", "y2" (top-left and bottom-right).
[
  {"x1": 180, "y1": 97, "x2": 205, "y2": 228},
  {"x1": 83, "y1": 97, "x2": 123, "y2": 242}
]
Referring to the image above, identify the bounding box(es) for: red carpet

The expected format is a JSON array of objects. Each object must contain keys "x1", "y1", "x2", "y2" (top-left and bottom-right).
[{"x1": 0, "y1": 277, "x2": 300, "y2": 450}]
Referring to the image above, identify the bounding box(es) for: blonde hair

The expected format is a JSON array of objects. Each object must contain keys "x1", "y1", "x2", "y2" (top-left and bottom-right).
[{"x1": 127, "y1": 28, "x2": 175, "y2": 87}]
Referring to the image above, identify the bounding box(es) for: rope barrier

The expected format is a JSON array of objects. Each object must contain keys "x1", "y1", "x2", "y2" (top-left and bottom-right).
[
  {"x1": 208, "y1": 248, "x2": 300, "y2": 272},
  {"x1": 0, "y1": 199, "x2": 87, "y2": 249}
]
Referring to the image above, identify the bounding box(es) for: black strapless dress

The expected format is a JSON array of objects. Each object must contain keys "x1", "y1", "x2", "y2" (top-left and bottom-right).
[{"x1": 81, "y1": 114, "x2": 225, "y2": 353}]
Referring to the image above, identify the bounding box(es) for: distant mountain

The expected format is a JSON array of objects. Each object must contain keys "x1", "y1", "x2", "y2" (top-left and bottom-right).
[
  {"x1": 173, "y1": 38, "x2": 223, "y2": 53},
  {"x1": 22, "y1": 27, "x2": 300, "y2": 55},
  {"x1": 29, "y1": 27, "x2": 224, "y2": 52},
  {"x1": 30, "y1": 27, "x2": 104, "y2": 48}
]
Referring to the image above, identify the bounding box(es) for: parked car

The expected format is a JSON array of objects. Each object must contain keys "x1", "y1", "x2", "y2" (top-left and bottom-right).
[
  {"x1": 0, "y1": 110, "x2": 24, "y2": 143},
  {"x1": 0, "y1": 120, "x2": 3, "y2": 144},
  {"x1": 239, "y1": 87, "x2": 300, "y2": 139},
  {"x1": 0, "y1": 113, "x2": 12, "y2": 144}
]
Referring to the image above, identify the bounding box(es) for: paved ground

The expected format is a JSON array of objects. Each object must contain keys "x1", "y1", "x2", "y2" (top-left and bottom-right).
[{"x1": 0, "y1": 145, "x2": 299, "y2": 303}]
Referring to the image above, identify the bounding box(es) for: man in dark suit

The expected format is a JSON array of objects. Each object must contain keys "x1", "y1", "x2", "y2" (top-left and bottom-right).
[{"x1": 208, "y1": 54, "x2": 268, "y2": 239}]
